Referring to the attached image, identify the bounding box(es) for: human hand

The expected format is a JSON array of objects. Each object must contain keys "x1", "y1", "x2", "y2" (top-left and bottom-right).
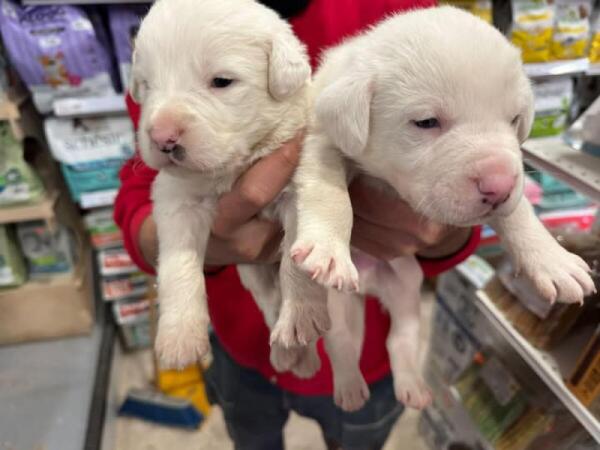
[{"x1": 349, "y1": 176, "x2": 472, "y2": 260}]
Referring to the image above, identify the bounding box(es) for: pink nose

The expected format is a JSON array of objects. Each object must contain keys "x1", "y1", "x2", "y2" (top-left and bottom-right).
[
  {"x1": 150, "y1": 124, "x2": 182, "y2": 152},
  {"x1": 477, "y1": 174, "x2": 516, "y2": 207}
]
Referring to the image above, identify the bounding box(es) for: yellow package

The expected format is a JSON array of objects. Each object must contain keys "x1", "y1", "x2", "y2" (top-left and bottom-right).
[
  {"x1": 440, "y1": 1, "x2": 492, "y2": 23},
  {"x1": 510, "y1": 1, "x2": 555, "y2": 63},
  {"x1": 551, "y1": 0, "x2": 593, "y2": 60},
  {"x1": 590, "y1": 14, "x2": 600, "y2": 64}
]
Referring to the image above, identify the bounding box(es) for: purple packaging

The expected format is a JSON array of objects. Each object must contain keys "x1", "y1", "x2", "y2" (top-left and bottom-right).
[
  {"x1": 108, "y1": 5, "x2": 149, "y2": 92},
  {"x1": 0, "y1": 0, "x2": 116, "y2": 113}
]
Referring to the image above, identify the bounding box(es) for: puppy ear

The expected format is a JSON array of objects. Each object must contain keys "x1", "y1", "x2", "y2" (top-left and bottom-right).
[
  {"x1": 517, "y1": 82, "x2": 535, "y2": 143},
  {"x1": 316, "y1": 75, "x2": 373, "y2": 156},
  {"x1": 268, "y1": 33, "x2": 310, "y2": 100},
  {"x1": 129, "y1": 50, "x2": 143, "y2": 103}
]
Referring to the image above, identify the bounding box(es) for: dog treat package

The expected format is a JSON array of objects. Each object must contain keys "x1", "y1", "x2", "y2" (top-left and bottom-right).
[
  {"x1": 107, "y1": 5, "x2": 149, "y2": 92},
  {"x1": 16, "y1": 221, "x2": 75, "y2": 277},
  {"x1": 44, "y1": 116, "x2": 134, "y2": 202},
  {"x1": 0, "y1": 0, "x2": 116, "y2": 113},
  {"x1": 84, "y1": 208, "x2": 123, "y2": 249},
  {"x1": 440, "y1": 1, "x2": 492, "y2": 23},
  {"x1": 590, "y1": 10, "x2": 600, "y2": 65},
  {"x1": 530, "y1": 77, "x2": 574, "y2": 138},
  {"x1": 510, "y1": 0, "x2": 556, "y2": 63},
  {"x1": 0, "y1": 122, "x2": 45, "y2": 207},
  {"x1": 550, "y1": 0, "x2": 593, "y2": 60},
  {"x1": 0, "y1": 225, "x2": 27, "y2": 288}
]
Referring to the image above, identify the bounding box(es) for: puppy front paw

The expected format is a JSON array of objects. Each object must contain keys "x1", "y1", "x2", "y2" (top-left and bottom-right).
[
  {"x1": 393, "y1": 372, "x2": 432, "y2": 410},
  {"x1": 519, "y1": 245, "x2": 595, "y2": 305},
  {"x1": 270, "y1": 301, "x2": 330, "y2": 347},
  {"x1": 291, "y1": 239, "x2": 359, "y2": 292},
  {"x1": 334, "y1": 371, "x2": 370, "y2": 412},
  {"x1": 155, "y1": 312, "x2": 210, "y2": 369},
  {"x1": 290, "y1": 345, "x2": 321, "y2": 379}
]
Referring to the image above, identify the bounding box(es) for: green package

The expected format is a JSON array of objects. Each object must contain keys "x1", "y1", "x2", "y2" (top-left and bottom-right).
[{"x1": 0, "y1": 224, "x2": 27, "y2": 287}]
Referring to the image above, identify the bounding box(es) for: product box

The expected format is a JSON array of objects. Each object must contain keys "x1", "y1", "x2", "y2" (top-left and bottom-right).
[
  {"x1": 84, "y1": 207, "x2": 122, "y2": 249},
  {"x1": 113, "y1": 296, "x2": 152, "y2": 350},
  {"x1": 16, "y1": 220, "x2": 75, "y2": 276},
  {"x1": 97, "y1": 246, "x2": 137, "y2": 277},
  {"x1": 568, "y1": 325, "x2": 600, "y2": 412},
  {"x1": 0, "y1": 224, "x2": 26, "y2": 287},
  {"x1": 102, "y1": 271, "x2": 149, "y2": 302}
]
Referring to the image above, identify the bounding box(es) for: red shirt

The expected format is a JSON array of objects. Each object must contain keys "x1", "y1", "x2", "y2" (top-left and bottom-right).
[{"x1": 115, "y1": 0, "x2": 480, "y2": 396}]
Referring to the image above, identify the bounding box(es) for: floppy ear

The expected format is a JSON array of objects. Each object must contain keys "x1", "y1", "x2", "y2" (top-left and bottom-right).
[
  {"x1": 268, "y1": 33, "x2": 311, "y2": 100},
  {"x1": 517, "y1": 81, "x2": 535, "y2": 143},
  {"x1": 316, "y1": 75, "x2": 373, "y2": 156}
]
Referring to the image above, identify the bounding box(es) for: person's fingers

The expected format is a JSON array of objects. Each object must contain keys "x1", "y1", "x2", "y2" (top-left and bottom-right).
[
  {"x1": 212, "y1": 133, "x2": 303, "y2": 237},
  {"x1": 351, "y1": 216, "x2": 421, "y2": 254},
  {"x1": 206, "y1": 219, "x2": 282, "y2": 265}
]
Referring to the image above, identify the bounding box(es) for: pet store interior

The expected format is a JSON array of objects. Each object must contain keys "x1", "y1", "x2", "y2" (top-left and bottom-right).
[{"x1": 0, "y1": 0, "x2": 599, "y2": 449}]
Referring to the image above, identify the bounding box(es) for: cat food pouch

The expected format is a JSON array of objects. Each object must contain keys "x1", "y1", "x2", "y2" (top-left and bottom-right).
[
  {"x1": 511, "y1": 0, "x2": 556, "y2": 63},
  {"x1": 107, "y1": 4, "x2": 148, "y2": 92},
  {"x1": 551, "y1": 0, "x2": 593, "y2": 60},
  {"x1": 0, "y1": 0, "x2": 116, "y2": 113}
]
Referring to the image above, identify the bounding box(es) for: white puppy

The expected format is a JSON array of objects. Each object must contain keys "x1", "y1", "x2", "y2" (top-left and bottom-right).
[
  {"x1": 278, "y1": 6, "x2": 596, "y2": 411},
  {"x1": 131, "y1": 0, "x2": 326, "y2": 373}
]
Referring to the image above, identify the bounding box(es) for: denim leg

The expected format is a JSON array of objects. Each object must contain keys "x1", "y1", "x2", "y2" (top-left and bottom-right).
[
  {"x1": 289, "y1": 375, "x2": 403, "y2": 450},
  {"x1": 205, "y1": 334, "x2": 290, "y2": 450}
]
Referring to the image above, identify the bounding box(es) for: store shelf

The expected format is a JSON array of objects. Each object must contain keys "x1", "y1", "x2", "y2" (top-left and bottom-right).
[
  {"x1": 80, "y1": 189, "x2": 118, "y2": 210},
  {"x1": 475, "y1": 291, "x2": 600, "y2": 443},
  {"x1": 0, "y1": 190, "x2": 59, "y2": 228},
  {"x1": 53, "y1": 95, "x2": 127, "y2": 118},
  {"x1": 589, "y1": 65, "x2": 600, "y2": 77},
  {"x1": 524, "y1": 58, "x2": 589, "y2": 78},
  {"x1": 522, "y1": 137, "x2": 600, "y2": 203}
]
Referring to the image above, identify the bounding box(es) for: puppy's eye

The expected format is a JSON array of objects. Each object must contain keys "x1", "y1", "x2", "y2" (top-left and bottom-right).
[
  {"x1": 511, "y1": 115, "x2": 520, "y2": 126},
  {"x1": 412, "y1": 118, "x2": 440, "y2": 129},
  {"x1": 211, "y1": 77, "x2": 234, "y2": 88}
]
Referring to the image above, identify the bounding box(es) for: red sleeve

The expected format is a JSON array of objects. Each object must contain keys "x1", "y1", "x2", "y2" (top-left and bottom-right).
[
  {"x1": 418, "y1": 226, "x2": 481, "y2": 278},
  {"x1": 113, "y1": 95, "x2": 157, "y2": 275}
]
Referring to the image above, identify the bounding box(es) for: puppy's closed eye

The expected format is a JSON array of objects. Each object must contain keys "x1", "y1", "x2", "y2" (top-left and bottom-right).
[
  {"x1": 211, "y1": 77, "x2": 234, "y2": 88},
  {"x1": 412, "y1": 118, "x2": 440, "y2": 129}
]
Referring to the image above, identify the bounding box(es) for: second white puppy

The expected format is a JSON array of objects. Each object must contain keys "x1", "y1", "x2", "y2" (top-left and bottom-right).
[{"x1": 278, "y1": 6, "x2": 595, "y2": 411}]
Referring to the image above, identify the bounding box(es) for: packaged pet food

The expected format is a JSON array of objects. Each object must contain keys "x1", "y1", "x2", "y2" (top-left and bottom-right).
[
  {"x1": 44, "y1": 116, "x2": 134, "y2": 202},
  {"x1": 510, "y1": 0, "x2": 556, "y2": 63},
  {"x1": 0, "y1": 122, "x2": 44, "y2": 207},
  {"x1": 16, "y1": 220, "x2": 75, "y2": 276},
  {"x1": 107, "y1": 5, "x2": 149, "y2": 91},
  {"x1": 440, "y1": 1, "x2": 492, "y2": 23},
  {"x1": 550, "y1": 0, "x2": 593, "y2": 60},
  {"x1": 102, "y1": 271, "x2": 150, "y2": 302},
  {"x1": 530, "y1": 77, "x2": 574, "y2": 138},
  {"x1": 589, "y1": 10, "x2": 600, "y2": 66},
  {"x1": 0, "y1": 225, "x2": 26, "y2": 287},
  {"x1": 0, "y1": 0, "x2": 116, "y2": 113},
  {"x1": 84, "y1": 208, "x2": 123, "y2": 249}
]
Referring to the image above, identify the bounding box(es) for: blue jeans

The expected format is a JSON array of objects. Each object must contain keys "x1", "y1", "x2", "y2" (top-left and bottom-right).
[{"x1": 205, "y1": 334, "x2": 404, "y2": 450}]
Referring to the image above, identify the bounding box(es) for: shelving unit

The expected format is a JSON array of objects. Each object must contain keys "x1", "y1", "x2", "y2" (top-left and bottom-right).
[
  {"x1": 0, "y1": 190, "x2": 60, "y2": 230},
  {"x1": 80, "y1": 189, "x2": 119, "y2": 210},
  {"x1": 523, "y1": 58, "x2": 590, "y2": 78},
  {"x1": 475, "y1": 291, "x2": 600, "y2": 443},
  {"x1": 53, "y1": 95, "x2": 127, "y2": 118},
  {"x1": 522, "y1": 137, "x2": 600, "y2": 203}
]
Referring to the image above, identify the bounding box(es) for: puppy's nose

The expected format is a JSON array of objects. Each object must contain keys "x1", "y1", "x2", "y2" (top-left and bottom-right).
[
  {"x1": 477, "y1": 174, "x2": 516, "y2": 208},
  {"x1": 150, "y1": 125, "x2": 182, "y2": 153}
]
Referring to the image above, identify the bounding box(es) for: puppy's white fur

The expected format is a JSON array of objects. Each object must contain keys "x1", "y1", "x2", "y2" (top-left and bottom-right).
[
  {"x1": 285, "y1": 7, "x2": 595, "y2": 411},
  {"x1": 132, "y1": 0, "x2": 325, "y2": 372}
]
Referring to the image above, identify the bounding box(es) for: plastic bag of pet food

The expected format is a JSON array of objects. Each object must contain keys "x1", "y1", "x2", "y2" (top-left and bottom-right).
[
  {"x1": 44, "y1": 116, "x2": 134, "y2": 202},
  {"x1": 0, "y1": 225, "x2": 27, "y2": 287},
  {"x1": 510, "y1": 0, "x2": 556, "y2": 63},
  {"x1": 16, "y1": 221, "x2": 75, "y2": 277},
  {"x1": 530, "y1": 77, "x2": 574, "y2": 138},
  {"x1": 550, "y1": 0, "x2": 593, "y2": 60},
  {"x1": 108, "y1": 4, "x2": 149, "y2": 92},
  {"x1": 0, "y1": 122, "x2": 45, "y2": 207},
  {"x1": 0, "y1": 0, "x2": 116, "y2": 113},
  {"x1": 440, "y1": 1, "x2": 492, "y2": 23},
  {"x1": 590, "y1": 10, "x2": 600, "y2": 65}
]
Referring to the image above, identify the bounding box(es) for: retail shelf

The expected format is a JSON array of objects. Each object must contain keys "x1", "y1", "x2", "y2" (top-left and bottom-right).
[
  {"x1": 524, "y1": 58, "x2": 589, "y2": 78},
  {"x1": 522, "y1": 137, "x2": 600, "y2": 203},
  {"x1": 0, "y1": 190, "x2": 59, "y2": 228},
  {"x1": 475, "y1": 291, "x2": 600, "y2": 443},
  {"x1": 80, "y1": 189, "x2": 118, "y2": 210},
  {"x1": 588, "y1": 65, "x2": 600, "y2": 76},
  {"x1": 53, "y1": 95, "x2": 127, "y2": 118}
]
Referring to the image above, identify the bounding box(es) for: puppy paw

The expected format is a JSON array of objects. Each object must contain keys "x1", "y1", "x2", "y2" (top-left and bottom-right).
[
  {"x1": 270, "y1": 342, "x2": 302, "y2": 373},
  {"x1": 290, "y1": 345, "x2": 321, "y2": 379},
  {"x1": 393, "y1": 372, "x2": 432, "y2": 410},
  {"x1": 155, "y1": 312, "x2": 209, "y2": 369},
  {"x1": 520, "y1": 245, "x2": 595, "y2": 305},
  {"x1": 334, "y1": 372, "x2": 370, "y2": 412},
  {"x1": 270, "y1": 301, "x2": 331, "y2": 347},
  {"x1": 291, "y1": 239, "x2": 359, "y2": 292}
]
